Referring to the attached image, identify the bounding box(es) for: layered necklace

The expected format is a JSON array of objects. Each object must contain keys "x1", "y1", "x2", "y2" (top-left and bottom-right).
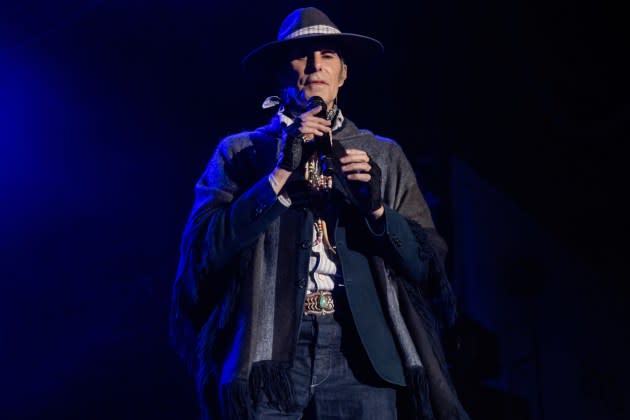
[{"x1": 304, "y1": 129, "x2": 336, "y2": 255}]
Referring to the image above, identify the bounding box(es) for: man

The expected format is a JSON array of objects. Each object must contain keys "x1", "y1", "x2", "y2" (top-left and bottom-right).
[{"x1": 170, "y1": 7, "x2": 469, "y2": 419}]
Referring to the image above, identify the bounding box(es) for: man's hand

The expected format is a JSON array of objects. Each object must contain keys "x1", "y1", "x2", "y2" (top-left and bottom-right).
[
  {"x1": 277, "y1": 105, "x2": 331, "y2": 171},
  {"x1": 339, "y1": 149, "x2": 384, "y2": 219}
]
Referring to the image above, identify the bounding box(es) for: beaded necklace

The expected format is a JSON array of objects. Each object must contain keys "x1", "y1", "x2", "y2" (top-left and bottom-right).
[{"x1": 313, "y1": 217, "x2": 335, "y2": 254}]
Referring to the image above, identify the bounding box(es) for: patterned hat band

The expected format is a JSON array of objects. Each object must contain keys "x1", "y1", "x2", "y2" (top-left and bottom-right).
[{"x1": 282, "y1": 25, "x2": 342, "y2": 40}]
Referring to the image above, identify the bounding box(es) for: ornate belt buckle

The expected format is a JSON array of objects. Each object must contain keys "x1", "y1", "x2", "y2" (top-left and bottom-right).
[{"x1": 304, "y1": 291, "x2": 335, "y2": 315}]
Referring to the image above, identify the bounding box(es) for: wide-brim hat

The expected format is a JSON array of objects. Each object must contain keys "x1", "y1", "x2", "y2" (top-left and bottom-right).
[{"x1": 241, "y1": 7, "x2": 384, "y2": 74}]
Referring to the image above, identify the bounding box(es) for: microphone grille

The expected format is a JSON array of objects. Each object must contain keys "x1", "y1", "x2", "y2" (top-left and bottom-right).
[{"x1": 307, "y1": 96, "x2": 328, "y2": 119}]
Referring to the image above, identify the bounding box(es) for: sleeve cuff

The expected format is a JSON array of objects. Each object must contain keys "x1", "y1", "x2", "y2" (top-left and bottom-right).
[
  {"x1": 364, "y1": 212, "x2": 387, "y2": 236},
  {"x1": 268, "y1": 175, "x2": 292, "y2": 207}
]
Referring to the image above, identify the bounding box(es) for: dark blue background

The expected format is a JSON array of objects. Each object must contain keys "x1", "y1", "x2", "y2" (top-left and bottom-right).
[{"x1": 1, "y1": 1, "x2": 627, "y2": 419}]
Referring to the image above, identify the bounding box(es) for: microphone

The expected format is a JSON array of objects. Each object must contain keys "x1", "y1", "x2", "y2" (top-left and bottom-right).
[
  {"x1": 307, "y1": 95, "x2": 327, "y2": 118},
  {"x1": 306, "y1": 96, "x2": 334, "y2": 175}
]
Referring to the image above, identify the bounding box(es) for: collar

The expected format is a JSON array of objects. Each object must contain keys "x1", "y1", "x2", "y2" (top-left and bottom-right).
[{"x1": 262, "y1": 95, "x2": 345, "y2": 132}]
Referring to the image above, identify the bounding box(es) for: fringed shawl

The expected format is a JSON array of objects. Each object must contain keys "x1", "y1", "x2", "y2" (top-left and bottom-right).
[{"x1": 170, "y1": 115, "x2": 470, "y2": 419}]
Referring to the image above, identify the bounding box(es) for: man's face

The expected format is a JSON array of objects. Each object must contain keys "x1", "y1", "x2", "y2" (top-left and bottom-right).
[{"x1": 283, "y1": 46, "x2": 348, "y2": 110}]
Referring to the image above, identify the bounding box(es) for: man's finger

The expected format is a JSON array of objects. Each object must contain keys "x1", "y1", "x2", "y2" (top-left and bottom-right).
[
  {"x1": 340, "y1": 153, "x2": 369, "y2": 164},
  {"x1": 346, "y1": 173, "x2": 371, "y2": 182},
  {"x1": 342, "y1": 162, "x2": 371, "y2": 173}
]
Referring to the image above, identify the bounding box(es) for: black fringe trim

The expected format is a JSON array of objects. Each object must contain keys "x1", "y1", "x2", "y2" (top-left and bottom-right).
[
  {"x1": 249, "y1": 360, "x2": 295, "y2": 412},
  {"x1": 405, "y1": 366, "x2": 435, "y2": 420}
]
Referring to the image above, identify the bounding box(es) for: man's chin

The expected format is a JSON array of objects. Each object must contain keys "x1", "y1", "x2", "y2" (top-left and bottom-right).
[{"x1": 302, "y1": 89, "x2": 328, "y2": 103}]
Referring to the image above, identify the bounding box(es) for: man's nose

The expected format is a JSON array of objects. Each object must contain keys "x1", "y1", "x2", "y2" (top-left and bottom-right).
[{"x1": 305, "y1": 53, "x2": 322, "y2": 73}]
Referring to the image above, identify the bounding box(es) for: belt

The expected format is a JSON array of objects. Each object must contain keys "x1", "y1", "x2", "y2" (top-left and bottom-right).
[{"x1": 304, "y1": 290, "x2": 335, "y2": 315}]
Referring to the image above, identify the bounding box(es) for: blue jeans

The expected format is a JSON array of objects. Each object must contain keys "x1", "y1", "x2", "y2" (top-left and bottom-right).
[{"x1": 253, "y1": 306, "x2": 398, "y2": 419}]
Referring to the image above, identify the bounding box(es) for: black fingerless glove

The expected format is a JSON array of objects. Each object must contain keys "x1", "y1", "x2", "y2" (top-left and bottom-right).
[
  {"x1": 277, "y1": 119, "x2": 305, "y2": 171},
  {"x1": 331, "y1": 144, "x2": 383, "y2": 216},
  {"x1": 349, "y1": 156, "x2": 383, "y2": 215}
]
